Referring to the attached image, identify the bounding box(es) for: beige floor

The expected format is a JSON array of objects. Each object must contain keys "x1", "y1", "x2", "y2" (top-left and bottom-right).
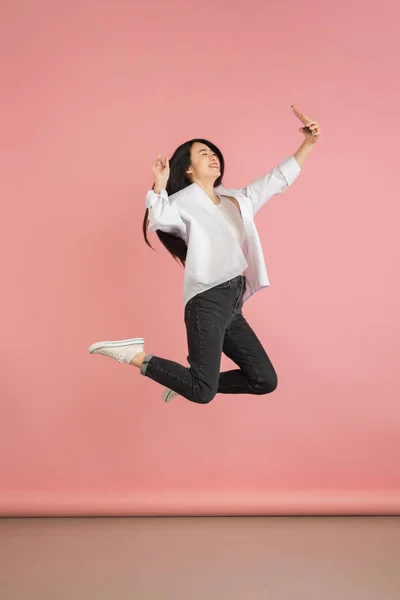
[{"x1": 1, "y1": 516, "x2": 399, "y2": 599}]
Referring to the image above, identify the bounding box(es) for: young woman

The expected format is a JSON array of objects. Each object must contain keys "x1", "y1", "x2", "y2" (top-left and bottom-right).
[{"x1": 89, "y1": 114, "x2": 321, "y2": 404}]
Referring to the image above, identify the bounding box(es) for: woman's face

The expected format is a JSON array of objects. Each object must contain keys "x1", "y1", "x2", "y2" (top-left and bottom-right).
[{"x1": 186, "y1": 142, "x2": 221, "y2": 184}]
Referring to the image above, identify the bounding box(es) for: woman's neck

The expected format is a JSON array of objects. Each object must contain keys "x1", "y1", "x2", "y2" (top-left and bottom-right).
[{"x1": 192, "y1": 180, "x2": 219, "y2": 203}]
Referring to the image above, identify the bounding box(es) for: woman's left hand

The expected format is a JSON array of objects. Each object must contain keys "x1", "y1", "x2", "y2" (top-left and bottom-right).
[{"x1": 300, "y1": 116, "x2": 321, "y2": 143}]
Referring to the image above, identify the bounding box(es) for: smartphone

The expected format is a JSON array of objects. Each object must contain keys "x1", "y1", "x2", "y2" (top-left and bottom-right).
[{"x1": 291, "y1": 105, "x2": 314, "y2": 135}]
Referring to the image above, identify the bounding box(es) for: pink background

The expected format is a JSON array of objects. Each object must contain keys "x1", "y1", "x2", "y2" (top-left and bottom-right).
[{"x1": 1, "y1": 0, "x2": 399, "y2": 516}]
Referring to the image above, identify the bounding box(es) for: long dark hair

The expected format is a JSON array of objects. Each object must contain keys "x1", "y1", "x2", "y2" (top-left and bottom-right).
[{"x1": 142, "y1": 138, "x2": 225, "y2": 267}]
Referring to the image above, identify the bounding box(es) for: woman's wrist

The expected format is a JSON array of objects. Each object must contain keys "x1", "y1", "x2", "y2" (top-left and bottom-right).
[{"x1": 154, "y1": 182, "x2": 168, "y2": 194}]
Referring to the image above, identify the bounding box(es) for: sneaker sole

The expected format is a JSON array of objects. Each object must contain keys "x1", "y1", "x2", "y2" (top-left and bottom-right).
[
  {"x1": 89, "y1": 338, "x2": 145, "y2": 354},
  {"x1": 162, "y1": 388, "x2": 178, "y2": 402}
]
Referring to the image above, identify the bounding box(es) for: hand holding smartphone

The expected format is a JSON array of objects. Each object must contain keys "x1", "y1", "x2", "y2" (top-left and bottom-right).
[{"x1": 291, "y1": 105, "x2": 315, "y2": 135}]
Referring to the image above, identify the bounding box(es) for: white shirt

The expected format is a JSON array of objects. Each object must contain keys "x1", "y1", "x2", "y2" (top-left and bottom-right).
[{"x1": 145, "y1": 155, "x2": 301, "y2": 307}]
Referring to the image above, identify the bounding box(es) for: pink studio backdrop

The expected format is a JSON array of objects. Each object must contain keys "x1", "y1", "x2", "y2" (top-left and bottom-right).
[{"x1": 1, "y1": 0, "x2": 400, "y2": 516}]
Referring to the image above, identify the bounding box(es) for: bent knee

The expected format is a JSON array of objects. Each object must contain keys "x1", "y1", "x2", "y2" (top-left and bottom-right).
[
  {"x1": 197, "y1": 391, "x2": 216, "y2": 404},
  {"x1": 253, "y1": 372, "x2": 278, "y2": 395},
  {"x1": 193, "y1": 384, "x2": 217, "y2": 404}
]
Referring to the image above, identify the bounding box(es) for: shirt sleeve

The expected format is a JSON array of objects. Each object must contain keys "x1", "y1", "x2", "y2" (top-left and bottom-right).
[
  {"x1": 242, "y1": 156, "x2": 301, "y2": 217},
  {"x1": 145, "y1": 189, "x2": 187, "y2": 240}
]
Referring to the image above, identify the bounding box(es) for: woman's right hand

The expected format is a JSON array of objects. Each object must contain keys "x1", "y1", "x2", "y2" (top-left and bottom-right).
[{"x1": 152, "y1": 151, "x2": 170, "y2": 191}]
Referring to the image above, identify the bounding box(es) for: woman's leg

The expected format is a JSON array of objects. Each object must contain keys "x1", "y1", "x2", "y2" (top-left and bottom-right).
[
  {"x1": 218, "y1": 309, "x2": 278, "y2": 395},
  {"x1": 139, "y1": 278, "x2": 243, "y2": 404}
]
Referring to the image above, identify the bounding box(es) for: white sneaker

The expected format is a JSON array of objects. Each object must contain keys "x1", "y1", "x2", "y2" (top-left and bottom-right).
[
  {"x1": 162, "y1": 388, "x2": 180, "y2": 402},
  {"x1": 88, "y1": 337, "x2": 145, "y2": 364}
]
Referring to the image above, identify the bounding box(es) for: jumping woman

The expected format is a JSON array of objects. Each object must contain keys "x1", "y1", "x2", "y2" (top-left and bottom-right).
[{"x1": 89, "y1": 112, "x2": 321, "y2": 404}]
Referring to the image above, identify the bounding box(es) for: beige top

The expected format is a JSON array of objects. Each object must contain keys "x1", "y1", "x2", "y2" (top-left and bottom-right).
[{"x1": 216, "y1": 195, "x2": 246, "y2": 250}]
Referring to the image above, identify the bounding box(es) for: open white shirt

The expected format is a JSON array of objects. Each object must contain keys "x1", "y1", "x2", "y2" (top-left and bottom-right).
[{"x1": 145, "y1": 155, "x2": 301, "y2": 308}]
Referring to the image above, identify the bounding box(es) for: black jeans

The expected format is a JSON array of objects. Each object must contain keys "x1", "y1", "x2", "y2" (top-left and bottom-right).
[{"x1": 140, "y1": 275, "x2": 278, "y2": 404}]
